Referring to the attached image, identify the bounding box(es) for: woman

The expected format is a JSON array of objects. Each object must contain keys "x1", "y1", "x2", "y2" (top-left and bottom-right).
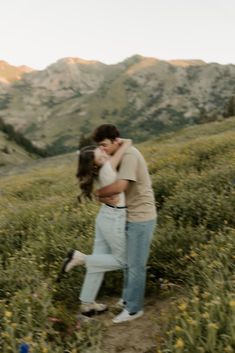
[{"x1": 60, "y1": 138, "x2": 131, "y2": 316}]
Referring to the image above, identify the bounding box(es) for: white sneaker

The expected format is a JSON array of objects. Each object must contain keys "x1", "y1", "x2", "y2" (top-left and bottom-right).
[
  {"x1": 81, "y1": 302, "x2": 108, "y2": 316},
  {"x1": 112, "y1": 309, "x2": 144, "y2": 323},
  {"x1": 61, "y1": 249, "x2": 86, "y2": 273}
]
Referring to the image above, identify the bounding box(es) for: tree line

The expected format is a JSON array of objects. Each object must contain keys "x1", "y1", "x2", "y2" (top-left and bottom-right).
[{"x1": 0, "y1": 117, "x2": 48, "y2": 157}]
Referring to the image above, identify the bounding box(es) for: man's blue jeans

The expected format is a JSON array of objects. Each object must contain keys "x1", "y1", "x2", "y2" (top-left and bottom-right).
[{"x1": 122, "y1": 218, "x2": 156, "y2": 313}]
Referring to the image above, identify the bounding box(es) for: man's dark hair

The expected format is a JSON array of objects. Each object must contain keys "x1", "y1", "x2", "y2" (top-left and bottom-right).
[{"x1": 92, "y1": 124, "x2": 120, "y2": 142}]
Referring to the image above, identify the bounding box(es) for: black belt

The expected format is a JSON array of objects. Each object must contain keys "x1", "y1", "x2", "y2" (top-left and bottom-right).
[{"x1": 105, "y1": 204, "x2": 127, "y2": 209}]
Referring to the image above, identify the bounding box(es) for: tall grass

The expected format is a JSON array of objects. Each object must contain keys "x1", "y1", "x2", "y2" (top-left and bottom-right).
[
  {"x1": 146, "y1": 118, "x2": 235, "y2": 352},
  {"x1": 0, "y1": 117, "x2": 235, "y2": 352}
]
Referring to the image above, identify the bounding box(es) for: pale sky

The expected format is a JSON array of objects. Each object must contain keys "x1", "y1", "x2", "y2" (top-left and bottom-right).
[{"x1": 0, "y1": 0, "x2": 234, "y2": 70}]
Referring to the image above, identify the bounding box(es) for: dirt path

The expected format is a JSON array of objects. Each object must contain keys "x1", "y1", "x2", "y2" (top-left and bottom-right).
[{"x1": 91, "y1": 296, "x2": 170, "y2": 353}]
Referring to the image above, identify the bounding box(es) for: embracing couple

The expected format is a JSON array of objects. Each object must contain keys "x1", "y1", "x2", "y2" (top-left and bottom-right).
[{"x1": 61, "y1": 124, "x2": 157, "y2": 324}]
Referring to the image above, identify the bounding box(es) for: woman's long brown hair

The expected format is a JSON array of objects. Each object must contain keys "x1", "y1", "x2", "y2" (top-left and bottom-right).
[{"x1": 76, "y1": 145, "x2": 99, "y2": 201}]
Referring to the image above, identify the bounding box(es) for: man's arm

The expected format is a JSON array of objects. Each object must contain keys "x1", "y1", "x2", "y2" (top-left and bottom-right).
[
  {"x1": 96, "y1": 150, "x2": 136, "y2": 202},
  {"x1": 95, "y1": 179, "x2": 129, "y2": 198}
]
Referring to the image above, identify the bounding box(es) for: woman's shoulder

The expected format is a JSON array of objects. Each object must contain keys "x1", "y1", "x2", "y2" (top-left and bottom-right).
[{"x1": 99, "y1": 160, "x2": 116, "y2": 177}]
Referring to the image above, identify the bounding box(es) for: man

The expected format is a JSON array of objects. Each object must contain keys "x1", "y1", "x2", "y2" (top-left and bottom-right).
[{"x1": 93, "y1": 124, "x2": 157, "y2": 323}]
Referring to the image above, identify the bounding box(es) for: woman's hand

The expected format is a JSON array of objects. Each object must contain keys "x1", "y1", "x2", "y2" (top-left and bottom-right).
[
  {"x1": 116, "y1": 137, "x2": 123, "y2": 145},
  {"x1": 116, "y1": 138, "x2": 132, "y2": 146}
]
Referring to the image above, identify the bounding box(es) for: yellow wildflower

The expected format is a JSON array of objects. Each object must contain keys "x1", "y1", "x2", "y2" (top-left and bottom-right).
[
  {"x1": 175, "y1": 325, "x2": 183, "y2": 332},
  {"x1": 178, "y1": 302, "x2": 187, "y2": 311},
  {"x1": 208, "y1": 322, "x2": 219, "y2": 330},
  {"x1": 229, "y1": 300, "x2": 235, "y2": 308},
  {"x1": 174, "y1": 338, "x2": 185, "y2": 349},
  {"x1": 24, "y1": 335, "x2": 33, "y2": 344},
  {"x1": 187, "y1": 318, "x2": 197, "y2": 326},
  {"x1": 4, "y1": 311, "x2": 12, "y2": 318},
  {"x1": 190, "y1": 251, "x2": 198, "y2": 258}
]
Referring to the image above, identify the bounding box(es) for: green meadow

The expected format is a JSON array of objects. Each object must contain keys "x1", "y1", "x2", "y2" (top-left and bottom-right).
[{"x1": 0, "y1": 117, "x2": 235, "y2": 353}]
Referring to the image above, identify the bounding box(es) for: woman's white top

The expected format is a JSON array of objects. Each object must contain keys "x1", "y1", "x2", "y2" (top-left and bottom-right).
[{"x1": 97, "y1": 160, "x2": 125, "y2": 207}]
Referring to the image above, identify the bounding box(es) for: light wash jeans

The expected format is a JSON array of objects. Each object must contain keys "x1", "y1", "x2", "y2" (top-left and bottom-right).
[
  {"x1": 80, "y1": 204, "x2": 126, "y2": 303},
  {"x1": 122, "y1": 218, "x2": 156, "y2": 313}
]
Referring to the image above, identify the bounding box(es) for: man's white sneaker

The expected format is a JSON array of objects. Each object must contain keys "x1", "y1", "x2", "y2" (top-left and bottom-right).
[
  {"x1": 80, "y1": 302, "x2": 108, "y2": 316},
  {"x1": 112, "y1": 309, "x2": 144, "y2": 323},
  {"x1": 61, "y1": 249, "x2": 86, "y2": 273}
]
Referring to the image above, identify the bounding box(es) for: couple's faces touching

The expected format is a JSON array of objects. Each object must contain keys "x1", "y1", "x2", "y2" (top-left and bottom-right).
[
  {"x1": 94, "y1": 148, "x2": 108, "y2": 166},
  {"x1": 94, "y1": 138, "x2": 120, "y2": 166}
]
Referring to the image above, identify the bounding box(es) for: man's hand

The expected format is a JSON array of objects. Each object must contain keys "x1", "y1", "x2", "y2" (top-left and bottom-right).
[{"x1": 96, "y1": 195, "x2": 120, "y2": 205}]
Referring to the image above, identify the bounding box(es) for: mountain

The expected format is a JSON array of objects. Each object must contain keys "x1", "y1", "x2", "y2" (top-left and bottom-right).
[
  {"x1": 0, "y1": 60, "x2": 33, "y2": 83},
  {"x1": 0, "y1": 55, "x2": 234, "y2": 154}
]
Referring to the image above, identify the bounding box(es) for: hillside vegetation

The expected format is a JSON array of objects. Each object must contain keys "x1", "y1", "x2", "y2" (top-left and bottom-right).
[
  {"x1": 0, "y1": 130, "x2": 34, "y2": 167},
  {"x1": 0, "y1": 56, "x2": 234, "y2": 153},
  {"x1": 0, "y1": 117, "x2": 235, "y2": 352}
]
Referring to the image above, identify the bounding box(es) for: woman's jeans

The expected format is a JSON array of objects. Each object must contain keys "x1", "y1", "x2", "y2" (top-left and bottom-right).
[
  {"x1": 122, "y1": 218, "x2": 156, "y2": 313},
  {"x1": 80, "y1": 204, "x2": 126, "y2": 303}
]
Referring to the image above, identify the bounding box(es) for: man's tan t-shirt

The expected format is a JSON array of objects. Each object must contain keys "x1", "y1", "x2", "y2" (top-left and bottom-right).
[{"x1": 117, "y1": 146, "x2": 157, "y2": 222}]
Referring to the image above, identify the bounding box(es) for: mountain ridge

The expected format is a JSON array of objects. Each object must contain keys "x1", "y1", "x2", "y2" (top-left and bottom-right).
[
  {"x1": 0, "y1": 55, "x2": 234, "y2": 155},
  {"x1": 0, "y1": 60, "x2": 34, "y2": 83}
]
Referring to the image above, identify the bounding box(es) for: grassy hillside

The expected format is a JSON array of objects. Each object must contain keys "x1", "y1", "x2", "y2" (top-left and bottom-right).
[
  {"x1": 0, "y1": 117, "x2": 235, "y2": 352},
  {"x1": 0, "y1": 130, "x2": 34, "y2": 167}
]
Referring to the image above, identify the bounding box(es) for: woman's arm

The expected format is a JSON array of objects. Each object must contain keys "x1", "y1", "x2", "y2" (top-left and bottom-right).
[
  {"x1": 109, "y1": 138, "x2": 132, "y2": 170},
  {"x1": 96, "y1": 179, "x2": 129, "y2": 199}
]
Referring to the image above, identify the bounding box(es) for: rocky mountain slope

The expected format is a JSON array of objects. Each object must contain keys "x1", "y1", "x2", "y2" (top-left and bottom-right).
[
  {"x1": 0, "y1": 60, "x2": 33, "y2": 84},
  {"x1": 0, "y1": 55, "x2": 234, "y2": 154}
]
